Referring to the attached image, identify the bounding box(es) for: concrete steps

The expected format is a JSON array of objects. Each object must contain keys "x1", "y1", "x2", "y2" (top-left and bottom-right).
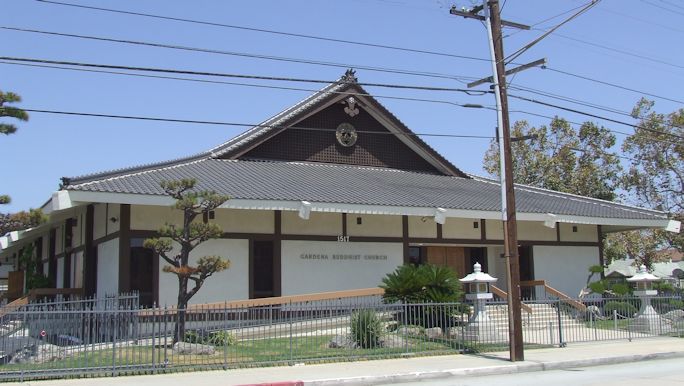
[{"x1": 483, "y1": 303, "x2": 584, "y2": 331}]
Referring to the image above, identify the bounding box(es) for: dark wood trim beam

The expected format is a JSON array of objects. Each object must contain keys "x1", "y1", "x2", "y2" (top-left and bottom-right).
[
  {"x1": 402, "y1": 215, "x2": 409, "y2": 264},
  {"x1": 84, "y1": 205, "x2": 97, "y2": 296},
  {"x1": 63, "y1": 219, "x2": 73, "y2": 288},
  {"x1": 480, "y1": 219, "x2": 487, "y2": 241},
  {"x1": 93, "y1": 232, "x2": 120, "y2": 246},
  {"x1": 436, "y1": 223, "x2": 443, "y2": 240},
  {"x1": 48, "y1": 228, "x2": 56, "y2": 286},
  {"x1": 342, "y1": 213, "x2": 347, "y2": 237},
  {"x1": 556, "y1": 223, "x2": 561, "y2": 242},
  {"x1": 248, "y1": 239, "x2": 254, "y2": 299},
  {"x1": 118, "y1": 204, "x2": 131, "y2": 293},
  {"x1": 273, "y1": 210, "x2": 282, "y2": 297}
]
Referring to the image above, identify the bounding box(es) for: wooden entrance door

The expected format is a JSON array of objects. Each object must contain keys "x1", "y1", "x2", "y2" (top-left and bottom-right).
[{"x1": 426, "y1": 246, "x2": 467, "y2": 277}]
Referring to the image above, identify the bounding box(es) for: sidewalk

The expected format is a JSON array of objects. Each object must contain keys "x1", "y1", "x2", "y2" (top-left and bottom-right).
[{"x1": 6, "y1": 337, "x2": 684, "y2": 386}]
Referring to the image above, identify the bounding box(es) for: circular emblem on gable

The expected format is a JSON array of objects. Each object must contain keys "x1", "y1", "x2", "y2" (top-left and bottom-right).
[{"x1": 336, "y1": 123, "x2": 358, "y2": 147}]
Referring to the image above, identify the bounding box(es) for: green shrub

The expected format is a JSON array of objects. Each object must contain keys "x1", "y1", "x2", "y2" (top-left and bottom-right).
[
  {"x1": 207, "y1": 331, "x2": 236, "y2": 346},
  {"x1": 184, "y1": 329, "x2": 235, "y2": 346},
  {"x1": 350, "y1": 309, "x2": 383, "y2": 349},
  {"x1": 380, "y1": 264, "x2": 464, "y2": 304},
  {"x1": 604, "y1": 301, "x2": 638, "y2": 318},
  {"x1": 183, "y1": 330, "x2": 205, "y2": 344}
]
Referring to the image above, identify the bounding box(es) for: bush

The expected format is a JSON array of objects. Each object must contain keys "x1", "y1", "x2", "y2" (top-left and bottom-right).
[
  {"x1": 184, "y1": 329, "x2": 235, "y2": 346},
  {"x1": 207, "y1": 330, "x2": 236, "y2": 346},
  {"x1": 350, "y1": 309, "x2": 383, "y2": 348},
  {"x1": 380, "y1": 264, "x2": 464, "y2": 304},
  {"x1": 604, "y1": 301, "x2": 638, "y2": 318}
]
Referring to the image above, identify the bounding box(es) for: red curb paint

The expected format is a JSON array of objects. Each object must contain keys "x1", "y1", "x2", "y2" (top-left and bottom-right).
[{"x1": 236, "y1": 382, "x2": 304, "y2": 386}]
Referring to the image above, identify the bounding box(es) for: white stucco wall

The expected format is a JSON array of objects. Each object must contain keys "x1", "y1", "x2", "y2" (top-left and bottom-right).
[
  {"x1": 282, "y1": 211, "x2": 341, "y2": 236},
  {"x1": 157, "y1": 239, "x2": 249, "y2": 306},
  {"x1": 42, "y1": 262, "x2": 49, "y2": 277},
  {"x1": 71, "y1": 251, "x2": 83, "y2": 288},
  {"x1": 56, "y1": 257, "x2": 64, "y2": 289},
  {"x1": 443, "y1": 218, "x2": 480, "y2": 239},
  {"x1": 97, "y1": 238, "x2": 119, "y2": 297},
  {"x1": 486, "y1": 220, "x2": 504, "y2": 240},
  {"x1": 0, "y1": 264, "x2": 11, "y2": 279},
  {"x1": 488, "y1": 246, "x2": 507, "y2": 291},
  {"x1": 94, "y1": 204, "x2": 121, "y2": 240},
  {"x1": 214, "y1": 209, "x2": 274, "y2": 234},
  {"x1": 55, "y1": 226, "x2": 64, "y2": 254},
  {"x1": 281, "y1": 241, "x2": 403, "y2": 295},
  {"x1": 346, "y1": 215, "x2": 402, "y2": 237},
  {"x1": 130, "y1": 205, "x2": 183, "y2": 231},
  {"x1": 533, "y1": 245, "x2": 600, "y2": 298},
  {"x1": 518, "y1": 221, "x2": 556, "y2": 241},
  {"x1": 407, "y1": 216, "x2": 437, "y2": 238},
  {"x1": 559, "y1": 224, "x2": 598, "y2": 242}
]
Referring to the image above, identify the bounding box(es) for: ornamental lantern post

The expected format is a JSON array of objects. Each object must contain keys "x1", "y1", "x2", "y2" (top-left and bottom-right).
[{"x1": 460, "y1": 262, "x2": 502, "y2": 342}]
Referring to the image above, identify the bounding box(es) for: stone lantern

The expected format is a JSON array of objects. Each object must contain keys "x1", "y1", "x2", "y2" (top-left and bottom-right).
[
  {"x1": 459, "y1": 262, "x2": 501, "y2": 341},
  {"x1": 626, "y1": 264, "x2": 668, "y2": 333}
]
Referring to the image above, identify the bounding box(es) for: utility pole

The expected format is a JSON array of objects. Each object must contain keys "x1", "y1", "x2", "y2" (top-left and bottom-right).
[
  {"x1": 450, "y1": 0, "x2": 533, "y2": 361},
  {"x1": 486, "y1": 0, "x2": 524, "y2": 362}
]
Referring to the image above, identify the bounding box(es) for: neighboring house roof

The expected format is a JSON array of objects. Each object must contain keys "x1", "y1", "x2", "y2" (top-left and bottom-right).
[
  {"x1": 606, "y1": 259, "x2": 684, "y2": 279},
  {"x1": 64, "y1": 158, "x2": 667, "y2": 222}
]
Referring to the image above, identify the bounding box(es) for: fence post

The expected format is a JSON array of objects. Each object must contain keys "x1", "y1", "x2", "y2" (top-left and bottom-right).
[
  {"x1": 223, "y1": 302, "x2": 228, "y2": 370},
  {"x1": 613, "y1": 309, "x2": 618, "y2": 332},
  {"x1": 164, "y1": 305, "x2": 169, "y2": 367},
  {"x1": 112, "y1": 307, "x2": 118, "y2": 377},
  {"x1": 289, "y1": 300, "x2": 293, "y2": 364},
  {"x1": 556, "y1": 299, "x2": 565, "y2": 347}
]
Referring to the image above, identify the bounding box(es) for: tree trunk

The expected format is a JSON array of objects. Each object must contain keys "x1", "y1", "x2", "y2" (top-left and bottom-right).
[{"x1": 174, "y1": 276, "x2": 189, "y2": 343}]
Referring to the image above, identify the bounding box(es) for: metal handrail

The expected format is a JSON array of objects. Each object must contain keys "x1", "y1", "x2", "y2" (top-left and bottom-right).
[{"x1": 520, "y1": 280, "x2": 587, "y2": 312}]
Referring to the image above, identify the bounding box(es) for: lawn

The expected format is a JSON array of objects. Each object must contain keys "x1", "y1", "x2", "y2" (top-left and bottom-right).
[{"x1": 0, "y1": 333, "x2": 460, "y2": 378}]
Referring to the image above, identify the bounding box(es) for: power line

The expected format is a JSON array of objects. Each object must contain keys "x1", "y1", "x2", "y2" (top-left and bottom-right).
[
  {"x1": 0, "y1": 61, "x2": 495, "y2": 110},
  {"x1": 21, "y1": 107, "x2": 495, "y2": 139},
  {"x1": 0, "y1": 56, "x2": 489, "y2": 95},
  {"x1": 544, "y1": 67, "x2": 684, "y2": 105},
  {"x1": 538, "y1": 29, "x2": 684, "y2": 71},
  {"x1": 508, "y1": 93, "x2": 684, "y2": 140},
  {"x1": 504, "y1": 0, "x2": 600, "y2": 65},
  {"x1": 0, "y1": 26, "x2": 476, "y2": 83},
  {"x1": 641, "y1": 0, "x2": 684, "y2": 16},
  {"x1": 508, "y1": 84, "x2": 632, "y2": 117},
  {"x1": 4, "y1": 24, "x2": 679, "y2": 108},
  {"x1": 509, "y1": 109, "x2": 682, "y2": 146},
  {"x1": 34, "y1": 0, "x2": 494, "y2": 64}
]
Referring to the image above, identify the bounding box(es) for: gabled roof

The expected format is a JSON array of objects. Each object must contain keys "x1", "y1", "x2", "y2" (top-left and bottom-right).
[
  {"x1": 64, "y1": 158, "x2": 669, "y2": 224},
  {"x1": 64, "y1": 70, "x2": 466, "y2": 186}
]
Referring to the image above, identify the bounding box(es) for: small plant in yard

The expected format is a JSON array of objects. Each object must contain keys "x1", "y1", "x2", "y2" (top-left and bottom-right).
[
  {"x1": 183, "y1": 329, "x2": 236, "y2": 347},
  {"x1": 350, "y1": 309, "x2": 383, "y2": 349},
  {"x1": 207, "y1": 331, "x2": 236, "y2": 347},
  {"x1": 603, "y1": 301, "x2": 638, "y2": 318}
]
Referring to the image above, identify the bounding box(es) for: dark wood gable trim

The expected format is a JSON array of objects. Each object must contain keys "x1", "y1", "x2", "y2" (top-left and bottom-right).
[{"x1": 217, "y1": 80, "x2": 467, "y2": 177}]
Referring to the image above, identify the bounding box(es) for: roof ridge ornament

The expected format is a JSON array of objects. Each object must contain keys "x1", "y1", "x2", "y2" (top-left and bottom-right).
[{"x1": 341, "y1": 68, "x2": 358, "y2": 83}]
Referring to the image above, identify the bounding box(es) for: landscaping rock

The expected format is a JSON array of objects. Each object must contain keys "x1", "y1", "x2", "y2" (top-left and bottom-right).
[
  {"x1": 328, "y1": 335, "x2": 357, "y2": 349},
  {"x1": 424, "y1": 327, "x2": 443, "y2": 339},
  {"x1": 663, "y1": 309, "x2": 684, "y2": 321},
  {"x1": 379, "y1": 335, "x2": 407, "y2": 349},
  {"x1": 9, "y1": 343, "x2": 70, "y2": 364},
  {"x1": 447, "y1": 326, "x2": 463, "y2": 338},
  {"x1": 397, "y1": 326, "x2": 422, "y2": 336},
  {"x1": 173, "y1": 342, "x2": 215, "y2": 355}
]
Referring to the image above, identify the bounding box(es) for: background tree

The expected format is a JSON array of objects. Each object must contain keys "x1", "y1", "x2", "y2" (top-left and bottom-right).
[
  {"x1": 144, "y1": 179, "x2": 230, "y2": 342},
  {"x1": 483, "y1": 117, "x2": 621, "y2": 200},
  {"x1": 620, "y1": 98, "x2": 683, "y2": 253},
  {"x1": 0, "y1": 89, "x2": 44, "y2": 235},
  {"x1": 0, "y1": 90, "x2": 28, "y2": 135}
]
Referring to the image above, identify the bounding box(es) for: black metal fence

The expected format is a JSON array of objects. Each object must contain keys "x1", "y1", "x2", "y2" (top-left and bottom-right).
[{"x1": 0, "y1": 293, "x2": 681, "y2": 382}]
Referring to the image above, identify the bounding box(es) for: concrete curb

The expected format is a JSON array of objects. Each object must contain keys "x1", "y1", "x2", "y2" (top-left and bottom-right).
[{"x1": 303, "y1": 350, "x2": 684, "y2": 386}]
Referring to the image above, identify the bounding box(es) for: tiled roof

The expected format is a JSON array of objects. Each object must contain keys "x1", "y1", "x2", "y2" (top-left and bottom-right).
[{"x1": 66, "y1": 158, "x2": 667, "y2": 221}]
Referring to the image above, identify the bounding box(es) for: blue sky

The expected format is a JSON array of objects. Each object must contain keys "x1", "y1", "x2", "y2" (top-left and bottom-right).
[{"x1": 1, "y1": 0, "x2": 682, "y2": 213}]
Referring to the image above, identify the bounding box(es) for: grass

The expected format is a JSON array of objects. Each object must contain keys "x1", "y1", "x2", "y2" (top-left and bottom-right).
[
  {"x1": 0, "y1": 333, "x2": 460, "y2": 377},
  {"x1": 585, "y1": 319, "x2": 632, "y2": 330}
]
